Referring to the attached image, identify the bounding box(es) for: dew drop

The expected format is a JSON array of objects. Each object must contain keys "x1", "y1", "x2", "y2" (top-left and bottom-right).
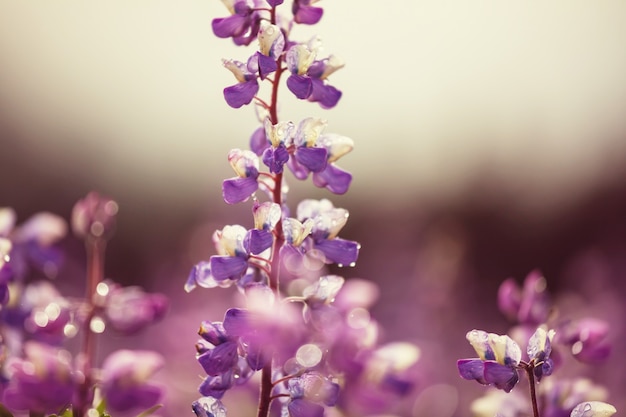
[
  {"x1": 33, "y1": 310, "x2": 49, "y2": 327},
  {"x1": 64, "y1": 323, "x2": 78, "y2": 338},
  {"x1": 296, "y1": 344, "x2": 323, "y2": 368},
  {"x1": 90, "y1": 316, "x2": 106, "y2": 333},
  {"x1": 96, "y1": 282, "x2": 110, "y2": 297}
]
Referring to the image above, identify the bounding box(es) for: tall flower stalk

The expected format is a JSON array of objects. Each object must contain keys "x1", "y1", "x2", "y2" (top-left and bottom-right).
[{"x1": 187, "y1": 2, "x2": 419, "y2": 417}]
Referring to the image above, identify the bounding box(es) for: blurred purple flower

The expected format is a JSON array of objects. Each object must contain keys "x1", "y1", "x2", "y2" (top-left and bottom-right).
[
  {"x1": 71, "y1": 191, "x2": 118, "y2": 240},
  {"x1": 292, "y1": 0, "x2": 323, "y2": 25},
  {"x1": 99, "y1": 281, "x2": 168, "y2": 334},
  {"x1": 498, "y1": 269, "x2": 551, "y2": 325},
  {"x1": 211, "y1": 0, "x2": 265, "y2": 46},
  {"x1": 285, "y1": 372, "x2": 339, "y2": 417},
  {"x1": 0, "y1": 207, "x2": 67, "y2": 285},
  {"x1": 2, "y1": 342, "x2": 76, "y2": 414},
  {"x1": 101, "y1": 349, "x2": 164, "y2": 413},
  {"x1": 558, "y1": 318, "x2": 611, "y2": 364}
]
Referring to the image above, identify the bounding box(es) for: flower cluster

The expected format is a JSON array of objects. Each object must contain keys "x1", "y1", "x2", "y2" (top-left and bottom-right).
[
  {"x1": 0, "y1": 193, "x2": 168, "y2": 416},
  {"x1": 457, "y1": 270, "x2": 617, "y2": 417},
  {"x1": 187, "y1": 2, "x2": 420, "y2": 417}
]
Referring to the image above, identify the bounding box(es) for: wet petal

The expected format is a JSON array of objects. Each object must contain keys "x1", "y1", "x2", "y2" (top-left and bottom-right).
[
  {"x1": 222, "y1": 177, "x2": 259, "y2": 204},
  {"x1": 244, "y1": 229, "x2": 273, "y2": 255},
  {"x1": 314, "y1": 238, "x2": 359, "y2": 266},
  {"x1": 483, "y1": 361, "x2": 519, "y2": 392},
  {"x1": 198, "y1": 341, "x2": 239, "y2": 376},
  {"x1": 571, "y1": 402, "x2": 617, "y2": 417},
  {"x1": 457, "y1": 359, "x2": 487, "y2": 384}
]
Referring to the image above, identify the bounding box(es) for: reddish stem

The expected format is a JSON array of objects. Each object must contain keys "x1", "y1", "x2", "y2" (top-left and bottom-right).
[
  {"x1": 257, "y1": 6, "x2": 286, "y2": 417},
  {"x1": 74, "y1": 237, "x2": 106, "y2": 417}
]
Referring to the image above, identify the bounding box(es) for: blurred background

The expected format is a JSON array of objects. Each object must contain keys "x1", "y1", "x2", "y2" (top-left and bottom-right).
[{"x1": 1, "y1": 1, "x2": 626, "y2": 416}]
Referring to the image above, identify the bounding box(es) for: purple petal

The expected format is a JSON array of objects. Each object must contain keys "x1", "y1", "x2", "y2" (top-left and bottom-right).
[
  {"x1": 198, "y1": 321, "x2": 228, "y2": 345},
  {"x1": 294, "y1": 5, "x2": 324, "y2": 25},
  {"x1": 312, "y1": 164, "x2": 352, "y2": 194},
  {"x1": 185, "y1": 261, "x2": 218, "y2": 292},
  {"x1": 497, "y1": 278, "x2": 522, "y2": 321},
  {"x1": 212, "y1": 15, "x2": 248, "y2": 39},
  {"x1": 250, "y1": 126, "x2": 269, "y2": 156},
  {"x1": 255, "y1": 52, "x2": 277, "y2": 79},
  {"x1": 244, "y1": 340, "x2": 270, "y2": 371},
  {"x1": 457, "y1": 359, "x2": 487, "y2": 384},
  {"x1": 262, "y1": 144, "x2": 290, "y2": 174},
  {"x1": 308, "y1": 79, "x2": 341, "y2": 109},
  {"x1": 223, "y1": 80, "x2": 259, "y2": 108},
  {"x1": 287, "y1": 156, "x2": 311, "y2": 180},
  {"x1": 199, "y1": 373, "x2": 234, "y2": 399},
  {"x1": 288, "y1": 399, "x2": 325, "y2": 417},
  {"x1": 244, "y1": 229, "x2": 274, "y2": 255},
  {"x1": 314, "y1": 238, "x2": 359, "y2": 266},
  {"x1": 483, "y1": 361, "x2": 519, "y2": 392},
  {"x1": 222, "y1": 177, "x2": 259, "y2": 204},
  {"x1": 198, "y1": 341, "x2": 239, "y2": 376},
  {"x1": 287, "y1": 74, "x2": 313, "y2": 99},
  {"x1": 223, "y1": 308, "x2": 254, "y2": 338},
  {"x1": 267, "y1": 0, "x2": 284, "y2": 5},
  {"x1": 210, "y1": 255, "x2": 248, "y2": 281},
  {"x1": 295, "y1": 147, "x2": 328, "y2": 172}
]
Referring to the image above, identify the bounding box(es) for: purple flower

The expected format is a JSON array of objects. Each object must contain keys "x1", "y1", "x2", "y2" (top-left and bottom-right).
[
  {"x1": 292, "y1": 0, "x2": 324, "y2": 25},
  {"x1": 558, "y1": 318, "x2": 611, "y2": 364},
  {"x1": 249, "y1": 22, "x2": 284, "y2": 80},
  {"x1": 286, "y1": 40, "x2": 344, "y2": 109},
  {"x1": 498, "y1": 270, "x2": 550, "y2": 325},
  {"x1": 99, "y1": 281, "x2": 169, "y2": 334},
  {"x1": 527, "y1": 327, "x2": 555, "y2": 381},
  {"x1": 211, "y1": 0, "x2": 265, "y2": 46},
  {"x1": 71, "y1": 191, "x2": 118, "y2": 240},
  {"x1": 101, "y1": 350, "x2": 164, "y2": 413},
  {"x1": 2, "y1": 342, "x2": 76, "y2": 414},
  {"x1": 457, "y1": 329, "x2": 522, "y2": 393},
  {"x1": 262, "y1": 118, "x2": 295, "y2": 174},
  {"x1": 285, "y1": 372, "x2": 340, "y2": 417},
  {"x1": 0, "y1": 207, "x2": 67, "y2": 286},
  {"x1": 288, "y1": 118, "x2": 329, "y2": 176},
  {"x1": 222, "y1": 149, "x2": 260, "y2": 204},
  {"x1": 222, "y1": 58, "x2": 260, "y2": 108},
  {"x1": 297, "y1": 199, "x2": 360, "y2": 266}
]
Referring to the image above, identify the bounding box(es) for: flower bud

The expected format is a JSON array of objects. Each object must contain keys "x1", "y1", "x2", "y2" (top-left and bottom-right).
[{"x1": 71, "y1": 192, "x2": 119, "y2": 240}]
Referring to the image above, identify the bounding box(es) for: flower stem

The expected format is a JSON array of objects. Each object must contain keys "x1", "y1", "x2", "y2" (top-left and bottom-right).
[
  {"x1": 257, "y1": 362, "x2": 274, "y2": 417},
  {"x1": 257, "y1": 7, "x2": 287, "y2": 417},
  {"x1": 525, "y1": 365, "x2": 540, "y2": 417},
  {"x1": 75, "y1": 236, "x2": 106, "y2": 417}
]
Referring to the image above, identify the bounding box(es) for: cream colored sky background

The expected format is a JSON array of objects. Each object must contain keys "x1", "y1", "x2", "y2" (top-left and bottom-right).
[{"x1": 1, "y1": 1, "x2": 626, "y2": 217}]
